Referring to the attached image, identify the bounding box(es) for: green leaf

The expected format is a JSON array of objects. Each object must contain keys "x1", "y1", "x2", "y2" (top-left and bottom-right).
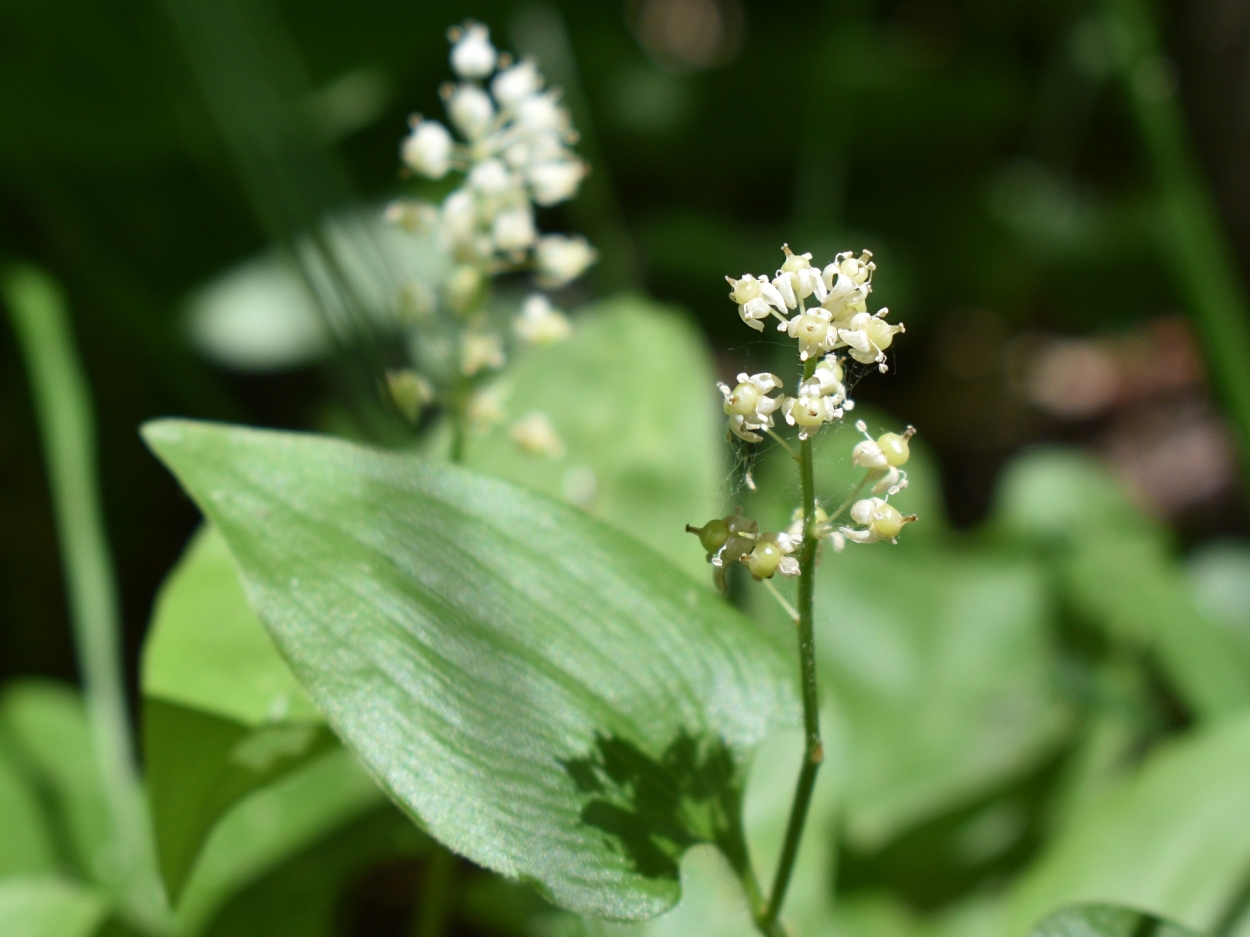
[
  {"x1": 174, "y1": 746, "x2": 386, "y2": 936},
  {"x1": 0, "y1": 877, "x2": 109, "y2": 937},
  {"x1": 141, "y1": 524, "x2": 332, "y2": 902},
  {"x1": 143, "y1": 418, "x2": 796, "y2": 920},
  {"x1": 143, "y1": 698, "x2": 336, "y2": 903},
  {"x1": 142, "y1": 524, "x2": 319, "y2": 727},
  {"x1": 1029, "y1": 904, "x2": 1201, "y2": 937},
  {"x1": 1007, "y1": 711, "x2": 1250, "y2": 934},
  {"x1": 0, "y1": 682, "x2": 111, "y2": 885},
  {"x1": 995, "y1": 448, "x2": 1250, "y2": 720},
  {"x1": 461, "y1": 295, "x2": 725, "y2": 583},
  {"x1": 0, "y1": 738, "x2": 57, "y2": 877}
]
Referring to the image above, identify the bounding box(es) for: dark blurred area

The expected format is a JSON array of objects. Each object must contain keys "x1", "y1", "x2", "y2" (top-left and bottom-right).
[{"x1": 1, "y1": 0, "x2": 1247, "y2": 698}]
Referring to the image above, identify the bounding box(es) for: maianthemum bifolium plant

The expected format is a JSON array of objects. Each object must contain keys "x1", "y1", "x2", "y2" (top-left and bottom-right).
[{"x1": 0, "y1": 16, "x2": 1235, "y2": 937}]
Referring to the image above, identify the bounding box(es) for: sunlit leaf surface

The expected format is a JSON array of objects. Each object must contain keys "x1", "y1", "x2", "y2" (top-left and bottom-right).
[{"x1": 144, "y1": 419, "x2": 795, "y2": 919}]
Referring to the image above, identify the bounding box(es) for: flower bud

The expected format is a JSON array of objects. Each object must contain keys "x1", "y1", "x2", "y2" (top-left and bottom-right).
[
  {"x1": 877, "y1": 429, "x2": 913, "y2": 466},
  {"x1": 402, "y1": 120, "x2": 452, "y2": 178},
  {"x1": 492, "y1": 59, "x2": 542, "y2": 107},
  {"x1": 528, "y1": 159, "x2": 587, "y2": 206},
  {"x1": 448, "y1": 84, "x2": 495, "y2": 139},
  {"x1": 686, "y1": 518, "x2": 730, "y2": 555},
  {"x1": 535, "y1": 235, "x2": 597, "y2": 288},
  {"x1": 492, "y1": 207, "x2": 537, "y2": 252},
  {"x1": 385, "y1": 369, "x2": 434, "y2": 423},
  {"x1": 449, "y1": 22, "x2": 497, "y2": 79}
]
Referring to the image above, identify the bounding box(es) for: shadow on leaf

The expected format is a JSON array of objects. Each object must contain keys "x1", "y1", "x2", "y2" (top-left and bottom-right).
[{"x1": 562, "y1": 731, "x2": 750, "y2": 881}]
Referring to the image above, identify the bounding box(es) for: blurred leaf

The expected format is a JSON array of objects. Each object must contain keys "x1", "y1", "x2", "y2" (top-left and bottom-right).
[
  {"x1": 1187, "y1": 543, "x2": 1250, "y2": 668},
  {"x1": 0, "y1": 682, "x2": 111, "y2": 886},
  {"x1": 462, "y1": 294, "x2": 725, "y2": 583},
  {"x1": 0, "y1": 877, "x2": 109, "y2": 937},
  {"x1": 1029, "y1": 904, "x2": 1200, "y2": 937},
  {"x1": 142, "y1": 524, "x2": 335, "y2": 901},
  {"x1": 174, "y1": 746, "x2": 385, "y2": 935},
  {"x1": 143, "y1": 698, "x2": 336, "y2": 904},
  {"x1": 995, "y1": 448, "x2": 1250, "y2": 720},
  {"x1": 0, "y1": 741, "x2": 57, "y2": 877},
  {"x1": 1007, "y1": 711, "x2": 1250, "y2": 934},
  {"x1": 200, "y1": 804, "x2": 427, "y2": 937},
  {"x1": 143, "y1": 418, "x2": 795, "y2": 920},
  {"x1": 143, "y1": 523, "x2": 320, "y2": 728}
]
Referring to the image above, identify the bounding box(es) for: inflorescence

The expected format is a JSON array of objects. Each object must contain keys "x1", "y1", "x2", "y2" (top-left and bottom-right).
[
  {"x1": 384, "y1": 21, "x2": 595, "y2": 451},
  {"x1": 690, "y1": 244, "x2": 918, "y2": 591}
]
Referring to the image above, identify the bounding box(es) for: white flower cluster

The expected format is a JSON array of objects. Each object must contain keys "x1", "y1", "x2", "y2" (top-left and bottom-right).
[
  {"x1": 397, "y1": 21, "x2": 597, "y2": 284},
  {"x1": 727, "y1": 245, "x2": 904, "y2": 372},
  {"x1": 382, "y1": 22, "x2": 593, "y2": 455}
]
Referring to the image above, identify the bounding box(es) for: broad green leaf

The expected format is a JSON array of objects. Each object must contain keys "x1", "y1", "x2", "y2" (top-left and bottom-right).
[
  {"x1": 0, "y1": 682, "x2": 111, "y2": 885},
  {"x1": 995, "y1": 448, "x2": 1250, "y2": 719},
  {"x1": 0, "y1": 741, "x2": 57, "y2": 876},
  {"x1": 143, "y1": 525, "x2": 318, "y2": 728},
  {"x1": 143, "y1": 418, "x2": 796, "y2": 920},
  {"x1": 0, "y1": 877, "x2": 109, "y2": 937},
  {"x1": 200, "y1": 805, "x2": 428, "y2": 937},
  {"x1": 174, "y1": 746, "x2": 386, "y2": 936},
  {"x1": 141, "y1": 524, "x2": 331, "y2": 901},
  {"x1": 1007, "y1": 711, "x2": 1250, "y2": 935},
  {"x1": 461, "y1": 295, "x2": 725, "y2": 583},
  {"x1": 143, "y1": 698, "x2": 335, "y2": 903},
  {"x1": 1029, "y1": 904, "x2": 1200, "y2": 937}
]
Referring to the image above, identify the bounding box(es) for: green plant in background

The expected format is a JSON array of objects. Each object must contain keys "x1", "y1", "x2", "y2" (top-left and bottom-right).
[{"x1": 6, "y1": 6, "x2": 1250, "y2": 937}]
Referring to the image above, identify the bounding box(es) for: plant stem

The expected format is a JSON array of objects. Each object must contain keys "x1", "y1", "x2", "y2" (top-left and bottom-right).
[
  {"x1": 1103, "y1": 0, "x2": 1250, "y2": 494},
  {"x1": 827, "y1": 471, "x2": 875, "y2": 525},
  {"x1": 3, "y1": 266, "x2": 162, "y2": 926},
  {"x1": 761, "y1": 357, "x2": 824, "y2": 932},
  {"x1": 413, "y1": 846, "x2": 455, "y2": 937}
]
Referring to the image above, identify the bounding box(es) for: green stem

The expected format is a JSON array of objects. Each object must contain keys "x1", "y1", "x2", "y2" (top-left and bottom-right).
[
  {"x1": 2, "y1": 266, "x2": 162, "y2": 925},
  {"x1": 761, "y1": 357, "x2": 824, "y2": 932},
  {"x1": 413, "y1": 846, "x2": 455, "y2": 937},
  {"x1": 1104, "y1": 0, "x2": 1250, "y2": 494},
  {"x1": 766, "y1": 427, "x2": 799, "y2": 460},
  {"x1": 827, "y1": 471, "x2": 876, "y2": 525}
]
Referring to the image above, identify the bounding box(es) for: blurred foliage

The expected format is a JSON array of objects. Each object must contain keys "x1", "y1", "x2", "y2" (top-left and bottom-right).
[{"x1": 4, "y1": 0, "x2": 1250, "y2": 935}]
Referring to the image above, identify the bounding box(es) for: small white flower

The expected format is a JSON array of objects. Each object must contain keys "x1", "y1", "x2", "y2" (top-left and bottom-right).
[
  {"x1": 528, "y1": 160, "x2": 587, "y2": 206},
  {"x1": 514, "y1": 91, "x2": 569, "y2": 134},
  {"x1": 851, "y1": 420, "x2": 889, "y2": 470},
  {"x1": 441, "y1": 189, "x2": 478, "y2": 248},
  {"x1": 772, "y1": 245, "x2": 828, "y2": 309},
  {"x1": 449, "y1": 22, "x2": 497, "y2": 79},
  {"x1": 492, "y1": 206, "x2": 537, "y2": 252},
  {"x1": 785, "y1": 307, "x2": 837, "y2": 361},
  {"x1": 726, "y1": 273, "x2": 788, "y2": 331},
  {"x1": 514, "y1": 293, "x2": 571, "y2": 345},
  {"x1": 820, "y1": 250, "x2": 874, "y2": 326},
  {"x1": 800, "y1": 354, "x2": 847, "y2": 404},
  {"x1": 448, "y1": 83, "x2": 495, "y2": 140},
  {"x1": 510, "y1": 412, "x2": 566, "y2": 458},
  {"x1": 837, "y1": 308, "x2": 905, "y2": 372},
  {"x1": 461, "y1": 331, "x2": 505, "y2": 375},
  {"x1": 492, "y1": 59, "x2": 543, "y2": 107},
  {"x1": 468, "y1": 158, "x2": 514, "y2": 195},
  {"x1": 840, "y1": 497, "x2": 913, "y2": 544},
  {"x1": 782, "y1": 392, "x2": 842, "y2": 440},
  {"x1": 535, "y1": 235, "x2": 597, "y2": 288},
  {"x1": 401, "y1": 120, "x2": 452, "y2": 178},
  {"x1": 718, "y1": 372, "x2": 784, "y2": 443}
]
